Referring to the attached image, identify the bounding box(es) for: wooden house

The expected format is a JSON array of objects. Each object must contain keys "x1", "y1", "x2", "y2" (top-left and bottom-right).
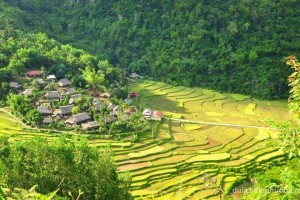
[
  {"x1": 151, "y1": 111, "x2": 163, "y2": 121},
  {"x1": 64, "y1": 88, "x2": 76, "y2": 95},
  {"x1": 130, "y1": 72, "x2": 141, "y2": 79},
  {"x1": 129, "y1": 92, "x2": 138, "y2": 98},
  {"x1": 47, "y1": 75, "x2": 56, "y2": 81},
  {"x1": 45, "y1": 91, "x2": 61, "y2": 99},
  {"x1": 21, "y1": 89, "x2": 33, "y2": 96},
  {"x1": 37, "y1": 106, "x2": 52, "y2": 115},
  {"x1": 143, "y1": 109, "x2": 152, "y2": 119},
  {"x1": 42, "y1": 117, "x2": 53, "y2": 125},
  {"x1": 65, "y1": 112, "x2": 91, "y2": 125},
  {"x1": 69, "y1": 94, "x2": 81, "y2": 104},
  {"x1": 27, "y1": 70, "x2": 41, "y2": 77},
  {"x1": 53, "y1": 105, "x2": 74, "y2": 116},
  {"x1": 58, "y1": 78, "x2": 72, "y2": 87},
  {"x1": 35, "y1": 78, "x2": 45, "y2": 84},
  {"x1": 9, "y1": 82, "x2": 21, "y2": 89},
  {"x1": 81, "y1": 121, "x2": 100, "y2": 130},
  {"x1": 124, "y1": 99, "x2": 132, "y2": 105}
]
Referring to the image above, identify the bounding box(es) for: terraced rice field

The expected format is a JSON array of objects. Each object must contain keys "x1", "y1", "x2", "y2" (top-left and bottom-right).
[
  {"x1": 0, "y1": 80, "x2": 292, "y2": 199},
  {"x1": 124, "y1": 80, "x2": 291, "y2": 199}
]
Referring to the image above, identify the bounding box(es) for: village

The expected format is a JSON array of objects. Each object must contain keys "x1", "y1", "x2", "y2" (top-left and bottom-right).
[{"x1": 8, "y1": 70, "x2": 163, "y2": 132}]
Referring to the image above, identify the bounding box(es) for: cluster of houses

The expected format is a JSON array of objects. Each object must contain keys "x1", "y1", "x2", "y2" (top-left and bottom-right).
[{"x1": 9, "y1": 70, "x2": 163, "y2": 131}]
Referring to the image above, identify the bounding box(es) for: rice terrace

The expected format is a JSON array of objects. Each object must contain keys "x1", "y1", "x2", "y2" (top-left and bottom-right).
[{"x1": 0, "y1": 79, "x2": 292, "y2": 199}]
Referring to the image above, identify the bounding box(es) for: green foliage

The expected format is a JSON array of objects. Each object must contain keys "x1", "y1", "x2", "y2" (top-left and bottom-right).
[
  {"x1": 0, "y1": 187, "x2": 4, "y2": 200},
  {"x1": 1, "y1": 0, "x2": 299, "y2": 99},
  {"x1": 6, "y1": 185, "x2": 63, "y2": 200},
  {"x1": 7, "y1": 93, "x2": 32, "y2": 116},
  {"x1": 80, "y1": 66, "x2": 105, "y2": 91},
  {"x1": 0, "y1": 137, "x2": 132, "y2": 200},
  {"x1": 249, "y1": 159, "x2": 300, "y2": 200},
  {"x1": 24, "y1": 109, "x2": 43, "y2": 127},
  {"x1": 286, "y1": 56, "x2": 300, "y2": 121}
]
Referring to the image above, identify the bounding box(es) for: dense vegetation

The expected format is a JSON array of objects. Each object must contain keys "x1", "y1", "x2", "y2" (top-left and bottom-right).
[
  {"x1": 0, "y1": 136, "x2": 132, "y2": 200},
  {"x1": 1, "y1": 0, "x2": 300, "y2": 98},
  {"x1": 241, "y1": 57, "x2": 300, "y2": 199}
]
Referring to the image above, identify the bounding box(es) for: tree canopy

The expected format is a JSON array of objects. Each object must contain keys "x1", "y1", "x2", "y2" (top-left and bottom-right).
[
  {"x1": 1, "y1": 0, "x2": 300, "y2": 99},
  {"x1": 0, "y1": 137, "x2": 132, "y2": 200}
]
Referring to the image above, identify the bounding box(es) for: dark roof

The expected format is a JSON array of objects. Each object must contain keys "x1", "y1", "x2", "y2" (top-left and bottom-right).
[
  {"x1": 37, "y1": 106, "x2": 52, "y2": 115},
  {"x1": 81, "y1": 121, "x2": 100, "y2": 130},
  {"x1": 58, "y1": 78, "x2": 72, "y2": 87},
  {"x1": 45, "y1": 91, "x2": 61, "y2": 99},
  {"x1": 65, "y1": 112, "x2": 91, "y2": 124},
  {"x1": 27, "y1": 70, "x2": 41, "y2": 77},
  {"x1": 60, "y1": 105, "x2": 74, "y2": 115}
]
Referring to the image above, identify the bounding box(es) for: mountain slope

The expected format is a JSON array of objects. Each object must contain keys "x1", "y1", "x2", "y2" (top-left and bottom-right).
[{"x1": 2, "y1": 0, "x2": 300, "y2": 98}]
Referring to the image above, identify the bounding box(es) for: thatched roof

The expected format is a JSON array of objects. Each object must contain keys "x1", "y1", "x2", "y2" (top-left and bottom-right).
[
  {"x1": 37, "y1": 106, "x2": 52, "y2": 115},
  {"x1": 21, "y1": 89, "x2": 33, "y2": 96},
  {"x1": 69, "y1": 94, "x2": 81, "y2": 104},
  {"x1": 9, "y1": 82, "x2": 21, "y2": 89},
  {"x1": 45, "y1": 91, "x2": 61, "y2": 99},
  {"x1": 130, "y1": 73, "x2": 141, "y2": 79},
  {"x1": 53, "y1": 105, "x2": 74, "y2": 115},
  {"x1": 100, "y1": 92, "x2": 110, "y2": 98},
  {"x1": 42, "y1": 117, "x2": 53, "y2": 124},
  {"x1": 60, "y1": 105, "x2": 74, "y2": 115},
  {"x1": 65, "y1": 88, "x2": 76, "y2": 95},
  {"x1": 58, "y1": 78, "x2": 72, "y2": 87},
  {"x1": 103, "y1": 115, "x2": 117, "y2": 124},
  {"x1": 81, "y1": 121, "x2": 100, "y2": 130},
  {"x1": 35, "y1": 78, "x2": 45, "y2": 84},
  {"x1": 65, "y1": 112, "x2": 91, "y2": 125},
  {"x1": 93, "y1": 102, "x2": 101, "y2": 111},
  {"x1": 124, "y1": 99, "x2": 132, "y2": 105}
]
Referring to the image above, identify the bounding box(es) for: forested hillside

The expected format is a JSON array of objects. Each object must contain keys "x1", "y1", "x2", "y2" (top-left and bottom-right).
[{"x1": 1, "y1": 0, "x2": 300, "y2": 98}]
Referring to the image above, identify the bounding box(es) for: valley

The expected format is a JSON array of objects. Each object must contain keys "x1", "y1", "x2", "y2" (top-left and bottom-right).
[{"x1": 0, "y1": 80, "x2": 291, "y2": 199}]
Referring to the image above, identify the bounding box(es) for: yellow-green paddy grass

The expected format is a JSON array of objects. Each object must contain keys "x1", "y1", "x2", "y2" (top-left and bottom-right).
[
  {"x1": 0, "y1": 79, "x2": 292, "y2": 200},
  {"x1": 125, "y1": 80, "x2": 291, "y2": 199}
]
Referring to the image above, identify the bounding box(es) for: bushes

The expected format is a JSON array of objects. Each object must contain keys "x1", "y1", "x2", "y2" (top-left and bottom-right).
[{"x1": 0, "y1": 137, "x2": 132, "y2": 200}]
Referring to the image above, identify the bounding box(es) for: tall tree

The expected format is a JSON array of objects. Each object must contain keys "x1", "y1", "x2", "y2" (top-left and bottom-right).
[
  {"x1": 80, "y1": 66, "x2": 105, "y2": 95},
  {"x1": 0, "y1": 137, "x2": 132, "y2": 200}
]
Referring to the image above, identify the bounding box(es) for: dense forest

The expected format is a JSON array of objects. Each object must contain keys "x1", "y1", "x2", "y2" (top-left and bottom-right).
[{"x1": 1, "y1": 0, "x2": 300, "y2": 99}]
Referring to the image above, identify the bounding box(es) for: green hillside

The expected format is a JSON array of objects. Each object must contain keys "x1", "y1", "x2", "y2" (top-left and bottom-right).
[{"x1": 1, "y1": 0, "x2": 300, "y2": 98}]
